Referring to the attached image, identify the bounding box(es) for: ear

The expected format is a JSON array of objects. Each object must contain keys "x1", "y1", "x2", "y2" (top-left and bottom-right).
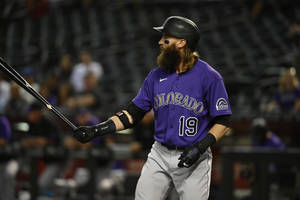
[{"x1": 176, "y1": 39, "x2": 187, "y2": 49}]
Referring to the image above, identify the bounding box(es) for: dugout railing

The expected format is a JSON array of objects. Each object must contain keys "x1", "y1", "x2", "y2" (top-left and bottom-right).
[{"x1": 221, "y1": 146, "x2": 300, "y2": 200}]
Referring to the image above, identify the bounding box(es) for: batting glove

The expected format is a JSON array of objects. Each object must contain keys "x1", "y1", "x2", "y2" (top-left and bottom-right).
[
  {"x1": 178, "y1": 145, "x2": 201, "y2": 168},
  {"x1": 73, "y1": 119, "x2": 116, "y2": 143},
  {"x1": 178, "y1": 133, "x2": 216, "y2": 168},
  {"x1": 73, "y1": 126, "x2": 96, "y2": 143}
]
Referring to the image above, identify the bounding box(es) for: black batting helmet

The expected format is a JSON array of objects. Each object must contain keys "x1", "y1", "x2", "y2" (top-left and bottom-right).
[{"x1": 153, "y1": 16, "x2": 200, "y2": 51}]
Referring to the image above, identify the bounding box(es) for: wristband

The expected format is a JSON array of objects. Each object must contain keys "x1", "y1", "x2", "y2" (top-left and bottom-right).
[
  {"x1": 115, "y1": 111, "x2": 134, "y2": 129},
  {"x1": 196, "y1": 133, "x2": 216, "y2": 154}
]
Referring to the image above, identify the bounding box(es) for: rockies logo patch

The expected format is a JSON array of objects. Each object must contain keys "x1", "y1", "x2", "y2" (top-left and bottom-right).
[{"x1": 216, "y1": 98, "x2": 228, "y2": 111}]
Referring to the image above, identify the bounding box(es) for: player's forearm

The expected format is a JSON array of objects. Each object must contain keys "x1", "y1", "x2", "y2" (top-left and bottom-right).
[
  {"x1": 73, "y1": 103, "x2": 146, "y2": 143},
  {"x1": 208, "y1": 123, "x2": 230, "y2": 142},
  {"x1": 109, "y1": 103, "x2": 146, "y2": 132},
  {"x1": 191, "y1": 124, "x2": 229, "y2": 156},
  {"x1": 110, "y1": 109, "x2": 133, "y2": 131},
  {"x1": 110, "y1": 116, "x2": 124, "y2": 131}
]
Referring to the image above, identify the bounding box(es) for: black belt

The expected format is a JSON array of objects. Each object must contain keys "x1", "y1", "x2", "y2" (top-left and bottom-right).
[{"x1": 160, "y1": 143, "x2": 186, "y2": 151}]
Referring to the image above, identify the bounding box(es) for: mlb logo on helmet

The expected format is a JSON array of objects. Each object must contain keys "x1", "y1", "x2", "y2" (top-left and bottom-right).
[{"x1": 216, "y1": 98, "x2": 228, "y2": 111}]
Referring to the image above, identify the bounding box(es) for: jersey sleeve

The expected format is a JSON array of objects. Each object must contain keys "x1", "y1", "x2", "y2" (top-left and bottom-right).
[
  {"x1": 132, "y1": 71, "x2": 154, "y2": 112},
  {"x1": 207, "y1": 78, "x2": 232, "y2": 117}
]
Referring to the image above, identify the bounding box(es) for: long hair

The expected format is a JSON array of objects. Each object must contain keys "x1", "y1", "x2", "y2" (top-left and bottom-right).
[
  {"x1": 279, "y1": 67, "x2": 299, "y2": 93},
  {"x1": 181, "y1": 47, "x2": 200, "y2": 73}
]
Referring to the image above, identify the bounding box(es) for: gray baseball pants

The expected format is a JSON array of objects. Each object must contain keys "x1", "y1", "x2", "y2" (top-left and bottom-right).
[{"x1": 135, "y1": 141, "x2": 212, "y2": 200}]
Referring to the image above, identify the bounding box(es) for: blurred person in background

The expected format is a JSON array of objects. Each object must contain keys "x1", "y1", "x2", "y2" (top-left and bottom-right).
[
  {"x1": 47, "y1": 54, "x2": 74, "y2": 106},
  {"x1": 21, "y1": 102, "x2": 60, "y2": 147},
  {"x1": 4, "y1": 82, "x2": 29, "y2": 120},
  {"x1": 0, "y1": 112, "x2": 17, "y2": 200},
  {"x1": 54, "y1": 54, "x2": 73, "y2": 86},
  {"x1": 66, "y1": 72, "x2": 102, "y2": 113},
  {"x1": 61, "y1": 109, "x2": 115, "y2": 197},
  {"x1": 38, "y1": 55, "x2": 73, "y2": 107},
  {"x1": 19, "y1": 67, "x2": 40, "y2": 105},
  {"x1": 19, "y1": 102, "x2": 61, "y2": 195},
  {"x1": 267, "y1": 67, "x2": 300, "y2": 112},
  {"x1": 39, "y1": 80, "x2": 57, "y2": 107},
  {"x1": 249, "y1": 118, "x2": 299, "y2": 200},
  {"x1": 233, "y1": 117, "x2": 286, "y2": 200},
  {"x1": 0, "y1": 113, "x2": 11, "y2": 146},
  {"x1": 0, "y1": 75, "x2": 11, "y2": 113},
  {"x1": 251, "y1": 117, "x2": 285, "y2": 149},
  {"x1": 70, "y1": 50, "x2": 103, "y2": 93},
  {"x1": 288, "y1": 21, "x2": 300, "y2": 75}
]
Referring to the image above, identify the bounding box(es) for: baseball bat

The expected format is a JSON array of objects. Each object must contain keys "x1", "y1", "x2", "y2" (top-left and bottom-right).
[{"x1": 0, "y1": 57, "x2": 77, "y2": 130}]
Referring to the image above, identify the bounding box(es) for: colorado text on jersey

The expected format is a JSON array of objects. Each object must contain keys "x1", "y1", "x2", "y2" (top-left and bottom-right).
[{"x1": 153, "y1": 91, "x2": 204, "y2": 114}]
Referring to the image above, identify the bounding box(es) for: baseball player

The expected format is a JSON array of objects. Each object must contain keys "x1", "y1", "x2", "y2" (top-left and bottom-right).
[{"x1": 73, "y1": 16, "x2": 232, "y2": 200}]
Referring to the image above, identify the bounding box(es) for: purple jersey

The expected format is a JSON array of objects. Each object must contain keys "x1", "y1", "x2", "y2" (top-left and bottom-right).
[
  {"x1": 0, "y1": 116, "x2": 11, "y2": 141},
  {"x1": 274, "y1": 86, "x2": 300, "y2": 110},
  {"x1": 253, "y1": 132, "x2": 285, "y2": 149},
  {"x1": 264, "y1": 133, "x2": 285, "y2": 149},
  {"x1": 133, "y1": 59, "x2": 232, "y2": 147}
]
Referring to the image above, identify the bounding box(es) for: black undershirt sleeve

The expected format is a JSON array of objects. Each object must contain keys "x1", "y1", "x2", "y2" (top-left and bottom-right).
[
  {"x1": 126, "y1": 102, "x2": 148, "y2": 126},
  {"x1": 115, "y1": 102, "x2": 148, "y2": 129},
  {"x1": 211, "y1": 115, "x2": 231, "y2": 127}
]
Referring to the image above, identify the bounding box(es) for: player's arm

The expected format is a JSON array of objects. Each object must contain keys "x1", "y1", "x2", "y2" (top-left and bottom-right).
[
  {"x1": 191, "y1": 115, "x2": 231, "y2": 153},
  {"x1": 110, "y1": 115, "x2": 127, "y2": 131},
  {"x1": 73, "y1": 102, "x2": 147, "y2": 143},
  {"x1": 178, "y1": 115, "x2": 231, "y2": 168},
  {"x1": 208, "y1": 115, "x2": 231, "y2": 141},
  {"x1": 110, "y1": 102, "x2": 147, "y2": 131}
]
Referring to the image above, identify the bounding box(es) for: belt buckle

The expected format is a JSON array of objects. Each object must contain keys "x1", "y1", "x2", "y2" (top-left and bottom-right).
[{"x1": 175, "y1": 146, "x2": 179, "y2": 151}]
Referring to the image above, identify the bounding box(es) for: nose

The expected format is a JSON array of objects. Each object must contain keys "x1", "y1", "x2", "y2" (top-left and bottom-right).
[{"x1": 158, "y1": 37, "x2": 164, "y2": 46}]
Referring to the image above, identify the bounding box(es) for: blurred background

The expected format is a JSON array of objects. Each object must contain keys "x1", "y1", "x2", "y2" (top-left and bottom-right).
[{"x1": 0, "y1": 0, "x2": 300, "y2": 199}]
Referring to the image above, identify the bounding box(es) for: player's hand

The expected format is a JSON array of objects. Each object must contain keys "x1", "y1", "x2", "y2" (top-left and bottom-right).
[
  {"x1": 178, "y1": 145, "x2": 201, "y2": 168},
  {"x1": 73, "y1": 126, "x2": 97, "y2": 143},
  {"x1": 178, "y1": 133, "x2": 217, "y2": 168},
  {"x1": 73, "y1": 120, "x2": 116, "y2": 143}
]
